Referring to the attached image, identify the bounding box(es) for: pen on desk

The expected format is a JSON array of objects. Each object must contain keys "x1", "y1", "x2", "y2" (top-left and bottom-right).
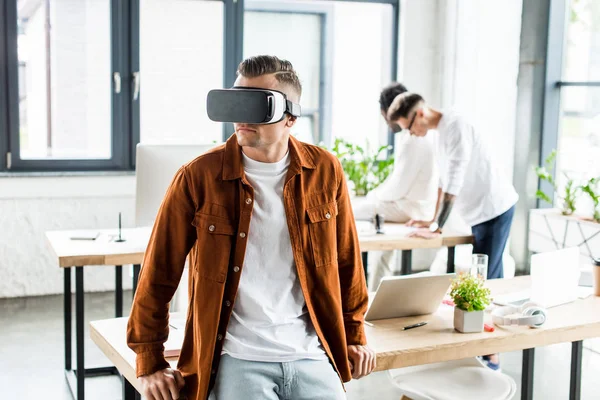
[
  {"x1": 403, "y1": 321, "x2": 427, "y2": 330},
  {"x1": 169, "y1": 324, "x2": 178, "y2": 330}
]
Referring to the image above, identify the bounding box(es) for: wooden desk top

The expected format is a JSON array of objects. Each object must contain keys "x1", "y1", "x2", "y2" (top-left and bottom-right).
[
  {"x1": 45, "y1": 227, "x2": 151, "y2": 268},
  {"x1": 358, "y1": 223, "x2": 472, "y2": 252},
  {"x1": 47, "y1": 223, "x2": 473, "y2": 267},
  {"x1": 90, "y1": 276, "x2": 600, "y2": 393}
]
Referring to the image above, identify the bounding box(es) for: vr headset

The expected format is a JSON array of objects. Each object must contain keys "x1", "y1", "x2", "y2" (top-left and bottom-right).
[{"x1": 207, "y1": 87, "x2": 301, "y2": 124}]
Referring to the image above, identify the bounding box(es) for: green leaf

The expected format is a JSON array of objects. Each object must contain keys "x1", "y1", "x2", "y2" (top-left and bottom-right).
[{"x1": 536, "y1": 190, "x2": 553, "y2": 204}]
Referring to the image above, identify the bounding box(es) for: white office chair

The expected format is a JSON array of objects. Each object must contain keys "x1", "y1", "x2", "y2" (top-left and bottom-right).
[
  {"x1": 388, "y1": 357, "x2": 517, "y2": 400},
  {"x1": 135, "y1": 143, "x2": 218, "y2": 311}
]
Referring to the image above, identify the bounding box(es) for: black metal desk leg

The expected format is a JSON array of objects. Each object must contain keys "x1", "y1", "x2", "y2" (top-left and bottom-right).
[
  {"x1": 133, "y1": 264, "x2": 141, "y2": 296},
  {"x1": 115, "y1": 265, "x2": 123, "y2": 318},
  {"x1": 570, "y1": 341, "x2": 583, "y2": 400},
  {"x1": 123, "y1": 377, "x2": 141, "y2": 400},
  {"x1": 522, "y1": 348, "x2": 535, "y2": 400},
  {"x1": 361, "y1": 252, "x2": 368, "y2": 281},
  {"x1": 75, "y1": 267, "x2": 85, "y2": 400},
  {"x1": 401, "y1": 250, "x2": 412, "y2": 275},
  {"x1": 64, "y1": 268, "x2": 72, "y2": 371},
  {"x1": 447, "y1": 246, "x2": 456, "y2": 273}
]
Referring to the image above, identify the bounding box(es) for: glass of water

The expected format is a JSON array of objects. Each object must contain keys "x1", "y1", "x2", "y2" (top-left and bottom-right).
[{"x1": 472, "y1": 254, "x2": 489, "y2": 280}]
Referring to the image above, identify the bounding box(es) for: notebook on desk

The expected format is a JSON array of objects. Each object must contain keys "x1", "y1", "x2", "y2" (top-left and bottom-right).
[{"x1": 164, "y1": 316, "x2": 186, "y2": 358}]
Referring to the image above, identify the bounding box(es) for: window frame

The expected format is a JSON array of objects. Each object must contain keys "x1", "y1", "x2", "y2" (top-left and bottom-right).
[
  {"x1": 244, "y1": 0, "x2": 333, "y2": 144},
  {"x1": 0, "y1": 0, "x2": 398, "y2": 173},
  {"x1": 540, "y1": 0, "x2": 600, "y2": 206}
]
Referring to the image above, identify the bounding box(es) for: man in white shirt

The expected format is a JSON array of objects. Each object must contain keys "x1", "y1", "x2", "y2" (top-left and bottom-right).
[
  {"x1": 353, "y1": 84, "x2": 438, "y2": 289},
  {"x1": 387, "y1": 91, "x2": 517, "y2": 278},
  {"x1": 387, "y1": 91, "x2": 518, "y2": 369}
]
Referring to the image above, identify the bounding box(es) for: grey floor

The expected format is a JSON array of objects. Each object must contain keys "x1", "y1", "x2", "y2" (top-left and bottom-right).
[{"x1": 1, "y1": 291, "x2": 600, "y2": 400}]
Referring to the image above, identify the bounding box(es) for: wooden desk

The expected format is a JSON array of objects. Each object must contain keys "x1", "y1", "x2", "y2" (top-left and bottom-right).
[
  {"x1": 358, "y1": 223, "x2": 473, "y2": 276},
  {"x1": 48, "y1": 224, "x2": 471, "y2": 399},
  {"x1": 46, "y1": 227, "x2": 151, "y2": 400},
  {"x1": 90, "y1": 276, "x2": 600, "y2": 400}
]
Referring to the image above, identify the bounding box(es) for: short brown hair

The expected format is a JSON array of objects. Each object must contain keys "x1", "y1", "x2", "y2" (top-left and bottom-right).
[
  {"x1": 237, "y1": 55, "x2": 302, "y2": 99},
  {"x1": 387, "y1": 92, "x2": 424, "y2": 121}
]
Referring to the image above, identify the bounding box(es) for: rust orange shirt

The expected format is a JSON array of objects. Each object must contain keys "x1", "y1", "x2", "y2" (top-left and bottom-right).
[{"x1": 127, "y1": 135, "x2": 368, "y2": 400}]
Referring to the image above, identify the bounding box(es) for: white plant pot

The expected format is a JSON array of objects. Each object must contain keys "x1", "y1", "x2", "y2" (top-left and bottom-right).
[{"x1": 454, "y1": 307, "x2": 484, "y2": 333}]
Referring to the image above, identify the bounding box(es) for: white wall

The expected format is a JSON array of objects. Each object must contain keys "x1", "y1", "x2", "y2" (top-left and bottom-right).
[{"x1": 0, "y1": 175, "x2": 135, "y2": 298}]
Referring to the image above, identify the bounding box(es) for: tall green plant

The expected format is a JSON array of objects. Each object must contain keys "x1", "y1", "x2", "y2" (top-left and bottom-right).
[
  {"x1": 581, "y1": 177, "x2": 600, "y2": 222},
  {"x1": 534, "y1": 149, "x2": 580, "y2": 215},
  {"x1": 327, "y1": 138, "x2": 394, "y2": 196}
]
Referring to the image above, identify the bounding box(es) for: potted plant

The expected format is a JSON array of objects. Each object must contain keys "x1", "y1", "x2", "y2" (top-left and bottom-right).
[
  {"x1": 450, "y1": 273, "x2": 491, "y2": 333},
  {"x1": 580, "y1": 177, "x2": 600, "y2": 223},
  {"x1": 325, "y1": 138, "x2": 394, "y2": 196},
  {"x1": 534, "y1": 149, "x2": 580, "y2": 215}
]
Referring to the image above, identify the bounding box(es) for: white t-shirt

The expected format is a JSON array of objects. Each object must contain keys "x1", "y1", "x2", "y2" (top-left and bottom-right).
[
  {"x1": 222, "y1": 151, "x2": 326, "y2": 362},
  {"x1": 371, "y1": 133, "x2": 438, "y2": 218},
  {"x1": 435, "y1": 111, "x2": 518, "y2": 226}
]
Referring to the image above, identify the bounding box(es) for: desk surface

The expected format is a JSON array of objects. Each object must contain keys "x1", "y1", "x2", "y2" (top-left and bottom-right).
[
  {"x1": 46, "y1": 227, "x2": 151, "y2": 268},
  {"x1": 90, "y1": 276, "x2": 600, "y2": 394},
  {"x1": 47, "y1": 224, "x2": 473, "y2": 267}
]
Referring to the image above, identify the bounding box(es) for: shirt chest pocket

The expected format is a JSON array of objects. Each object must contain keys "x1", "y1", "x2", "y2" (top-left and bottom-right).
[
  {"x1": 306, "y1": 201, "x2": 338, "y2": 268},
  {"x1": 192, "y1": 213, "x2": 236, "y2": 282}
]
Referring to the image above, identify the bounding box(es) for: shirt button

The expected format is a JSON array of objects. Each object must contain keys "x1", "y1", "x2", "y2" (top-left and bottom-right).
[
  {"x1": 225, "y1": 300, "x2": 231, "y2": 307},
  {"x1": 211, "y1": 369, "x2": 216, "y2": 375},
  {"x1": 325, "y1": 213, "x2": 331, "y2": 219},
  {"x1": 208, "y1": 225, "x2": 216, "y2": 232},
  {"x1": 239, "y1": 232, "x2": 246, "y2": 238},
  {"x1": 233, "y1": 266, "x2": 240, "y2": 272},
  {"x1": 217, "y1": 334, "x2": 223, "y2": 341},
  {"x1": 246, "y1": 198, "x2": 252, "y2": 205}
]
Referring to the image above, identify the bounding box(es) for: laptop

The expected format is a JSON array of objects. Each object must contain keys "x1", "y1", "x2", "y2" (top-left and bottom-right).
[
  {"x1": 494, "y1": 247, "x2": 581, "y2": 308},
  {"x1": 365, "y1": 273, "x2": 455, "y2": 321}
]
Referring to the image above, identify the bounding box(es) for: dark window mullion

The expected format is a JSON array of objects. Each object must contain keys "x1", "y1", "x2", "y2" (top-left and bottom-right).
[
  {"x1": 5, "y1": 0, "x2": 19, "y2": 170},
  {"x1": 129, "y1": 0, "x2": 140, "y2": 169},
  {"x1": 556, "y1": 81, "x2": 600, "y2": 87},
  {"x1": 0, "y1": 1, "x2": 9, "y2": 170},
  {"x1": 111, "y1": 0, "x2": 131, "y2": 170},
  {"x1": 223, "y1": 0, "x2": 244, "y2": 142},
  {"x1": 539, "y1": 0, "x2": 568, "y2": 208}
]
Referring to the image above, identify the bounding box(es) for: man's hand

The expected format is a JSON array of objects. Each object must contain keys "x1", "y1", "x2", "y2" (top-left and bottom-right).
[
  {"x1": 139, "y1": 368, "x2": 185, "y2": 400},
  {"x1": 407, "y1": 228, "x2": 440, "y2": 239},
  {"x1": 406, "y1": 219, "x2": 433, "y2": 228},
  {"x1": 347, "y1": 344, "x2": 376, "y2": 379}
]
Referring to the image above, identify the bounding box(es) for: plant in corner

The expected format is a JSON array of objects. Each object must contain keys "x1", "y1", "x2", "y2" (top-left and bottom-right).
[
  {"x1": 325, "y1": 138, "x2": 394, "y2": 197},
  {"x1": 534, "y1": 149, "x2": 580, "y2": 215},
  {"x1": 450, "y1": 273, "x2": 491, "y2": 333},
  {"x1": 580, "y1": 177, "x2": 600, "y2": 223}
]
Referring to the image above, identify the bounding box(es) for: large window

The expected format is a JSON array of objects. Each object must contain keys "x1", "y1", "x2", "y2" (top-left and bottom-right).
[
  {"x1": 140, "y1": 0, "x2": 224, "y2": 145},
  {"x1": 17, "y1": 0, "x2": 112, "y2": 160},
  {"x1": 0, "y1": 0, "x2": 399, "y2": 172},
  {"x1": 244, "y1": 0, "x2": 395, "y2": 149},
  {"x1": 546, "y1": 0, "x2": 600, "y2": 191}
]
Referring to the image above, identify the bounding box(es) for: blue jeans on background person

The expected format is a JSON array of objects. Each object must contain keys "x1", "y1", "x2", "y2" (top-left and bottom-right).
[
  {"x1": 471, "y1": 205, "x2": 516, "y2": 280},
  {"x1": 210, "y1": 354, "x2": 346, "y2": 400}
]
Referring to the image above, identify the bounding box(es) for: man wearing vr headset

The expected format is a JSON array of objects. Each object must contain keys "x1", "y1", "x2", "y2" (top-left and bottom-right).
[{"x1": 127, "y1": 55, "x2": 374, "y2": 400}]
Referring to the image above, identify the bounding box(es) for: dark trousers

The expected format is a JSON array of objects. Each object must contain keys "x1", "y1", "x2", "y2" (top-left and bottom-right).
[{"x1": 471, "y1": 205, "x2": 516, "y2": 280}]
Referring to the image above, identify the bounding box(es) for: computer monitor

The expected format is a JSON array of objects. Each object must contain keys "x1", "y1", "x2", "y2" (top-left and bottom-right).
[{"x1": 135, "y1": 143, "x2": 217, "y2": 227}]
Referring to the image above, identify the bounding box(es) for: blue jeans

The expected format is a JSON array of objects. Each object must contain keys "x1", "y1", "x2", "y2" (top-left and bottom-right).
[
  {"x1": 471, "y1": 205, "x2": 516, "y2": 280},
  {"x1": 210, "y1": 354, "x2": 346, "y2": 400}
]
